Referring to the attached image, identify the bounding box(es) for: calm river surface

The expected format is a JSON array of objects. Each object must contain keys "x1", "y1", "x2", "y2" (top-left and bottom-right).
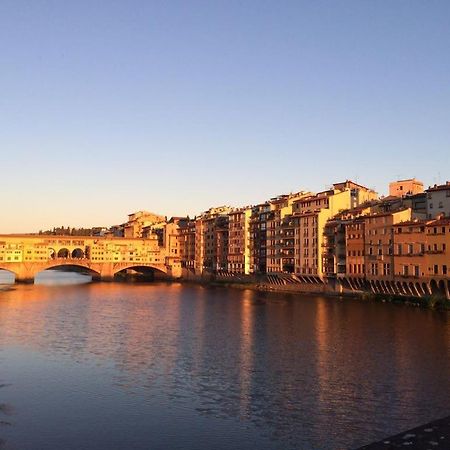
[{"x1": 0, "y1": 271, "x2": 450, "y2": 450}]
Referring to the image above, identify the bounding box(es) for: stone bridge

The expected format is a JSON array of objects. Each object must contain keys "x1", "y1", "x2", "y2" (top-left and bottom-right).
[{"x1": 0, "y1": 234, "x2": 181, "y2": 283}]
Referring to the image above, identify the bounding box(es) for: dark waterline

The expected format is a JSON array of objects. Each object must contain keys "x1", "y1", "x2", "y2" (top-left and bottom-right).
[{"x1": 0, "y1": 273, "x2": 450, "y2": 450}]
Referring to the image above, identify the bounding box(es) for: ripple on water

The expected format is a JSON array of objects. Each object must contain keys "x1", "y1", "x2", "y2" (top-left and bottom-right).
[{"x1": 0, "y1": 282, "x2": 449, "y2": 450}]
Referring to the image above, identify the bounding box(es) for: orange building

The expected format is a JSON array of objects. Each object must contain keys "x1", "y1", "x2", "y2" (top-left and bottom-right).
[
  {"x1": 194, "y1": 206, "x2": 232, "y2": 274},
  {"x1": 364, "y1": 208, "x2": 412, "y2": 281},
  {"x1": 391, "y1": 217, "x2": 449, "y2": 297},
  {"x1": 345, "y1": 218, "x2": 366, "y2": 278},
  {"x1": 389, "y1": 178, "x2": 424, "y2": 198},
  {"x1": 393, "y1": 220, "x2": 427, "y2": 278}
]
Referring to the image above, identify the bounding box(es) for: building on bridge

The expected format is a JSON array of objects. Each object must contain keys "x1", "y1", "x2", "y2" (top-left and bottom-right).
[
  {"x1": 123, "y1": 211, "x2": 166, "y2": 238},
  {"x1": 0, "y1": 234, "x2": 181, "y2": 283}
]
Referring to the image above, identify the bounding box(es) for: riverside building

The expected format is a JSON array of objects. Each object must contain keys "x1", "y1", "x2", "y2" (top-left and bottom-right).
[
  {"x1": 291, "y1": 181, "x2": 378, "y2": 279},
  {"x1": 194, "y1": 206, "x2": 232, "y2": 274},
  {"x1": 426, "y1": 182, "x2": 450, "y2": 219},
  {"x1": 74, "y1": 176, "x2": 448, "y2": 298},
  {"x1": 266, "y1": 192, "x2": 311, "y2": 273},
  {"x1": 227, "y1": 207, "x2": 252, "y2": 274},
  {"x1": 389, "y1": 178, "x2": 424, "y2": 197}
]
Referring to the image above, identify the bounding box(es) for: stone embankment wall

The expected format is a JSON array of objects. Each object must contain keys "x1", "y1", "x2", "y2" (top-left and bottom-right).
[{"x1": 179, "y1": 269, "x2": 450, "y2": 306}]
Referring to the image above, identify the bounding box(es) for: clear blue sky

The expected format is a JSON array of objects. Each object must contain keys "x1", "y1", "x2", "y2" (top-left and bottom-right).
[{"x1": 1, "y1": 1, "x2": 449, "y2": 232}]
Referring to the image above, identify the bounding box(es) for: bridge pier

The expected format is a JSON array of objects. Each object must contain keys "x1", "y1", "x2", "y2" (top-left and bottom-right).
[
  {"x1": 100, "y1": 274, "x2": 115, "y2": 282},
  {"x1": 15, "y1": 276, "x2": 34, "y2": 284},
  {"x1": 99, "y1": 263, "x2": 115, "y2": 282},
  {"x1": 15, "y1": 265, "x2": 35, "y2": 284}
]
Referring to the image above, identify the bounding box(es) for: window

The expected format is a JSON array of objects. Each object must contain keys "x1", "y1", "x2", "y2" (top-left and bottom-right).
[{"x1": 414, "y1": 265, "x2": 420, "y2": 277}]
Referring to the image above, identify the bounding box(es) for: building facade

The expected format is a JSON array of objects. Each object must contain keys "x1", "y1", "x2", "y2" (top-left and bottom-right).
[
  {"x1": 227, "y1": 207, "x2": 252, "y2": 274},
  {"x1": 389, "y1": 178, "x2": 424, "y2": 198},
  {"x1": 426, "y1": 182, "x2": 450, "y2": 219}
]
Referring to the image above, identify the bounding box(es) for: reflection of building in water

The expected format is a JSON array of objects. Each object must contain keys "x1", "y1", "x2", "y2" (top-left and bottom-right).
[{"x1": 238, "y1": 289, "x2": 255, "y2": 417}]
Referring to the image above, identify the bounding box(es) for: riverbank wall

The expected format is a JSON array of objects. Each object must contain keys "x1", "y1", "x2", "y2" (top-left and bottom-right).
[{"x1": 173, "y1": 269, "x2": 450, "y2": 309}]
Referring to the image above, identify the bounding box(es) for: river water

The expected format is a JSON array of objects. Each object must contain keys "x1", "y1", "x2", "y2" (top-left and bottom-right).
[{"x1": 0, "y1": 271, "x2": 449, "y2": 450}]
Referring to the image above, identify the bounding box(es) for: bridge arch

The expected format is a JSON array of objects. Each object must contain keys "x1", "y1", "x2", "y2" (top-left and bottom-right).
[
  {"x1": 112, "y1": 264, "x2": 167, "y2": 277},
  {"x1": 57, "y1": 248, "x2": 70, "y2": 258},
  {"x1": 37, "y1": 262, "x2": 101, "y2": 278},
  {"x1": 71, "y1": 248, "x2": 85, "y2": 259}
]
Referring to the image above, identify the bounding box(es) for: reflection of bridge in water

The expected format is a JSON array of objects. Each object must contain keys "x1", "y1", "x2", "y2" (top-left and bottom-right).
[{"x1": 0, "y1": 234, "x2": 181, "y2": 283}]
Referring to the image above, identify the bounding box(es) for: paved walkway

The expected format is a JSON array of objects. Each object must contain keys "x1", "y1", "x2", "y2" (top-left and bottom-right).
[{"x1": 357, "y1": 416, "x2": 450, "y2": 449}]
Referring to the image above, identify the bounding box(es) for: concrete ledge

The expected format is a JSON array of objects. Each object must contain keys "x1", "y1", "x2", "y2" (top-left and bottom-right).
[{"x1": 357, "y1": 415, "x2": 450, "y2": 449}]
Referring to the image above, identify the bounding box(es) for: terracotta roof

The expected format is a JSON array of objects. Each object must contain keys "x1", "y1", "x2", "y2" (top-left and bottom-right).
[
  {"x1": 396, "y1": 220, "x2": 428, "y2": 227},
  {"x1": 361, "y1": 207, "x2": 411, "y2": 219},
  {"x1": 427, "y1": 182, "x2": 450, "y2": 192},
  {"x1": 426, "y1": 218, "x2": 450, "y2": 226}
]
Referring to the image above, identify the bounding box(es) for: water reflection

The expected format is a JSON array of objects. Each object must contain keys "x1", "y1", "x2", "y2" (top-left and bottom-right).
[
  {"x1": 0, "y1": 271, "x2": 14, "y2": 285},
  {"x1": 0, "y1": 269, "x2": 92, "y2": 286},
  {"x1": 0, "y1": 283, "x2": 449, "y2": 449},
  {"x1": 35, "y1": 270, "x2": 92, "y2": 285}
]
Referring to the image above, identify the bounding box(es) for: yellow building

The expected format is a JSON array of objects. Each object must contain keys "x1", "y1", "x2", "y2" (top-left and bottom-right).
[
  {"x1": 227, "y1": 207, "x2": 252, "y2": 274},
  {"x1": 293, "y1": 181, "x2": 377, "y2": 278},
  {"x1": 124, "y1": 211, "x2": 165, "y2": 238},
  {"x1": 0, "y1": 234, "x2": 179, "y2": 282}
]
